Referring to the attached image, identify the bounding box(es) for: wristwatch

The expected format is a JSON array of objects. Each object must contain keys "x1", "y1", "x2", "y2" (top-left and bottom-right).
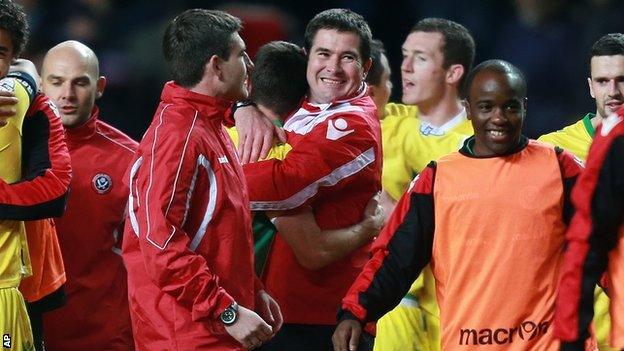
[
  {"x1": 220, "y1": 302, "x2": 239, "y2": 326},
  {"x1": 231, "y1": 99, "x2": 256, "y2": 115}
]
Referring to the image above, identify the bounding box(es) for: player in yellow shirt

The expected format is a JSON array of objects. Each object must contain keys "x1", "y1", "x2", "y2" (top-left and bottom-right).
[
  {"x1": 0, "y1": 3, "x2": 38, "y2": 348},
  {"x1": 539, "y1": 33, "x2": 624, "y2": 351},
  {"x1": 375, "y1": 18, "x2": 475, "y2": 351}
]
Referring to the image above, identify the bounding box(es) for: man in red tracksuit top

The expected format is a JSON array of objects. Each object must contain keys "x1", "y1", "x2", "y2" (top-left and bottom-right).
[
  {"x1": 242, "y1": 9, "x2": 382, "y2": 350},
  {"x1": 555, "y1": 106, "x2": 624, "y2": 350},
  {"x1": 122, "y1": 9, "x2": 280, "y2": 351},
  {"x1": 39, "y1": 41, "x2": 136, "y2": 351}
]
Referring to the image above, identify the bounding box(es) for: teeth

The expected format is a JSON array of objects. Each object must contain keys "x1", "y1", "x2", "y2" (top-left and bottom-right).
[
  {"x1": 321, "y1": 78, "x2": 341, "y2": 85},
  {"x1": 489, "y1": 131, "x2": 505, "y2": 136}
]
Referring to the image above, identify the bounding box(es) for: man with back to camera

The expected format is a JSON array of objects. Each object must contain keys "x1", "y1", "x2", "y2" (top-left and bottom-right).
[
  {"x1": 38, "y1": 40, "x2": 136, "y2": 351},
  {"x1": 239, "y1": 8, "x2": 382, "y2": 350},
  {"x1": 121, "y1": 9, "x2": 281, "y2": 350},
  {"x1": 334, "y1": 60, "x2": 595, "y2": 351}
]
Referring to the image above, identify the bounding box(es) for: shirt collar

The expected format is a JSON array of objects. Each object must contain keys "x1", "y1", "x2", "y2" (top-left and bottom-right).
[
  {"x1": 459, "y1": 135, "x2": 529, "y2": 158},
  {"x1": 161, "y1": 81, "x2": 232, "y2": 120},
  {"x1": 65, "y1": 106, "x2": 99, "y2": 142},
  {"x1": 300, "y1": 83, "x2": 369, "y2": 114}
]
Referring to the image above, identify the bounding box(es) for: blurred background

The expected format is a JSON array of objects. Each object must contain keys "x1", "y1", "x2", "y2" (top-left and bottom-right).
[{"x1": 18, "y1": 0, "x2": 624, "y2": 139}]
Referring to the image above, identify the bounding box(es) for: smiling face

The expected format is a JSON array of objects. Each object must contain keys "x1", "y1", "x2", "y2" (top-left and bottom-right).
[
  {"x1": 306, "y1": 28, "x2": 370, "y2": 104},
  {"x1": 466, "y1": 69, "x2": 526, "y2": 157},
  {"x1": 588, "y1": 55, "x2": 624, "y2": 119}
]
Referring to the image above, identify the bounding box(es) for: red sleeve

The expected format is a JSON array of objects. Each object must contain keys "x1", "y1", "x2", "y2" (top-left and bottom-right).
[
  {"x1": 131, "y1": 115, "x2": 234, "y2": 323},
  {"x1": 338, "y1": 164, "x2": 436, "y2": 324},
  {"x1": 243, "y1": 113, "x2": 378, "y2": 211},
  {"x1": 0, "y1": 94, "x2": 71, "y2": 220},
  {"x1": 555, "y1": 132, "x2": 624, "y2": 348}
]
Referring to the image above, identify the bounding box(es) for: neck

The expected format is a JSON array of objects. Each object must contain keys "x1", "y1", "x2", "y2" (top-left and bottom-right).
[
  {"x1": 257, "y1": 104, "x2": 282, "y2": 123},
  {"x1": 591, "y1": 111, "x2": 603, "y2": 129},
  {"x1": 417, "y1": 94, "x2": 463, "y2": 127}
]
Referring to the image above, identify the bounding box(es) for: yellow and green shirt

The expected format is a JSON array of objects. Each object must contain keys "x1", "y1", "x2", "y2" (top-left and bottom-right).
[
  {"x1": 537, "y1": 113, "x2": 595, "y2": 161},
  {"x1": 381, "y1": 103, "x2": 472, "y2": 201}
]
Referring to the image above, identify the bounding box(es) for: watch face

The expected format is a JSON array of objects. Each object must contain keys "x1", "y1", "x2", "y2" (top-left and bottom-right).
[{"x1": 221, "y1": 306, "x2": 237, "y2": 325}]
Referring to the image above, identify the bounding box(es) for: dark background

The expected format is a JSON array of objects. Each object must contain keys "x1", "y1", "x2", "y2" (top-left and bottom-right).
[{"x1": 19, "y1": 0, "x2": 624, "y2": 140}]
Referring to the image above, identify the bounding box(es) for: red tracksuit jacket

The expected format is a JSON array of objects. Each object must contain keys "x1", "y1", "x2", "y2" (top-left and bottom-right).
[
  {"x1": 122, "y1": 82, "x2": 257, "y2": 350},
  {"x1": 43, "y1": 107, "x2": 136, "y2": 351},
  {"x1": 243, "y1": 86, "x2": 382, "y2": 325},
  {"x1": 556, "y1": 112, "x2": 624, "y2": 350}
]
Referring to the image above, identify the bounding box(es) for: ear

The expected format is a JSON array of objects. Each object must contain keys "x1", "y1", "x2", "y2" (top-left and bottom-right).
[
  {"x1": 95, "y1": 76, "x2": 107, "y2": 99},
  {"x1": 368, "y1": 85, "x2": 377, "y2": 98},
  {"x1": 207, "y1": 55, "x2": 224, "y2": 80},
  {"x1": 446, "y1": 64, "x2": 464, "y2": 85},
  {"x1": 463, "y1": 99, "x2": 472, "y2": 120},
  {"x1": 362, "y1": 57, "x2": 372, "y2": 78},
  {"x1": 587, "y1": 77, "x2": 596, "y2": 99}
]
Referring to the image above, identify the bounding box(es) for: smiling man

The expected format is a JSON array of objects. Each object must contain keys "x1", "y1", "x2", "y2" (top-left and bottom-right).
[
  {"x1": 241, "y1": 8, "x2": 382, "y2": 351},
  {"x1": 334, "y1": 60, "x2": 591, "y2": 351}
]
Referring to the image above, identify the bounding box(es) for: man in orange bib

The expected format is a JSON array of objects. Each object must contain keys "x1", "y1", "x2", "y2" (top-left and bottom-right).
[{"x1": 334, "y1": 60, "x2": 593, "y2": 351}]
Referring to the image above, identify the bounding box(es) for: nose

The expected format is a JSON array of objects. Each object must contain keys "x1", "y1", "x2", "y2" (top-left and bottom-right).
[
  {"x1": 245, "y1": 52, "x2": 254, "y2": 70},
  {"x1": 608, "y1": 79, "x2": 620, "y2": 97},
  {"x1": 60, "y1": 83, "x2": 76, "y2": 100},
  {"x1": 326, "y1": 56, "x2": 342, "y2": 73},
  {"x1": 401, "y1": 56, "x2": 413, "y2": 73},
  {"x1": 491, "y1": 106, "x2": 508, "y2": 123}
]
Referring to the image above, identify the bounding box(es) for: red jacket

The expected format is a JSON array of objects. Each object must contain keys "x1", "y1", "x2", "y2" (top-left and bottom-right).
[
  {"x1": 243, "y1": 87, "x2": 382, "y2": 325},
  {"x1": 43, "y1": 107, "x2": 136, "y2": 351},
  {"x1": 122, "y1": 82, "x2": 257, "y2": 350},
  {"x1": 555, "y1": 112, "x2": 624, "y2": 350}
]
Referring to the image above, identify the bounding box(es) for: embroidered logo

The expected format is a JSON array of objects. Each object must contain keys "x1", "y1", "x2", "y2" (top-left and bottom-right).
[
  {"x1": 419, "y1": 123, "x2": 446, "y2": 136},
  {"x1": 326, "y1": 118, "x2": 354, "y2": 140},
  {"x1": 92, "y1": 173, "x2": 112, "y2": 194},
  {"x1": 218, "y1": 156, "x2": 229, "y2": 164}
]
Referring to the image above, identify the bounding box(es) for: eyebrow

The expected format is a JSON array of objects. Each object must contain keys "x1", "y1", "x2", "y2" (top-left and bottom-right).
[{"x1": 315, "y1": 46, "x2": 360, "y2": 58}]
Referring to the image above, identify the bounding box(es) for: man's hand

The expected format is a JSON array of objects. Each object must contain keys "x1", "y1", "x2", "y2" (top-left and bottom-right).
[
  {"x1": 10, "y1": 58, "x2": 41, "y2": 92},
  {"x1": 332, "y1": 319, "x2": 362, "y2": 351},
  {"x1": 234, "y1": 105, "x2": 286, "y2": 164},
  {"x1": 224, "y1": 305, "x2": 274, "y2": 350},
  {"x1": 0, "y1": 90, "x2": 18, "y2": 126},
  {"x1": 255, "y1": 289, "x2": 283, "y2": 333},
  {"x1": 362, "y1": 193, "x2": 384, "y2": 237}
]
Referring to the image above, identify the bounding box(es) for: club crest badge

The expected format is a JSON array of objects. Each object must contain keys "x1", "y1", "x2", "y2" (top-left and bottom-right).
[{"x1": 92, "y1": 173, "x2": 112, "y2": 194}]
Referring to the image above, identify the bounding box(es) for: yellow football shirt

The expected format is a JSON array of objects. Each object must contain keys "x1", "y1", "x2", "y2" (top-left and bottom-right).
[
  {"x1": 381, "y1": 103, "x2": 472, "y2": 201},
  {"x1": 538, "y1": 113, "x2": 594, "y2": 161},
  {"x1": 226, "y1": 127, "x2": 291, "y2": 161},
  {"x1": 0, "y1": 77, "x2": 33, "y2": 289}
]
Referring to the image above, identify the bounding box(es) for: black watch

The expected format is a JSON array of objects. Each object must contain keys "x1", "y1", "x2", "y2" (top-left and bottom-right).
[
  {"x1": 220, "y1": 302, "x2": 239, "y2": 326},
  {"x1": 231, "y1": 99, "x2": 256, "y2": 115}
]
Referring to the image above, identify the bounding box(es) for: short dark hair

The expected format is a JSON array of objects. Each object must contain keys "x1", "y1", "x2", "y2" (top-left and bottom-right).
[
  {"x1": 462, "y1": 59, "x2": 527, "y2": 100},
  {"x1": 163, "y1": 9, "x2": 241, "y2": 87},
  {"x1": 304, "y1": 8, "x2": 372, "y2": 62},
  {"x1": 411, "y1": 18, "x2": 475, "y2": 86},
  {"x1": 366, "y1": 39, "x2": 387, "y2": 86},
  {"x1": 251, "y1": 41, "x2": 307, "y2": 117},
  {"x1": 0, "y1": 0, "x2": 29, "y2": 57},
  {"x1": 589, "y1": 33, "x2": 624, "y2": 75}
]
